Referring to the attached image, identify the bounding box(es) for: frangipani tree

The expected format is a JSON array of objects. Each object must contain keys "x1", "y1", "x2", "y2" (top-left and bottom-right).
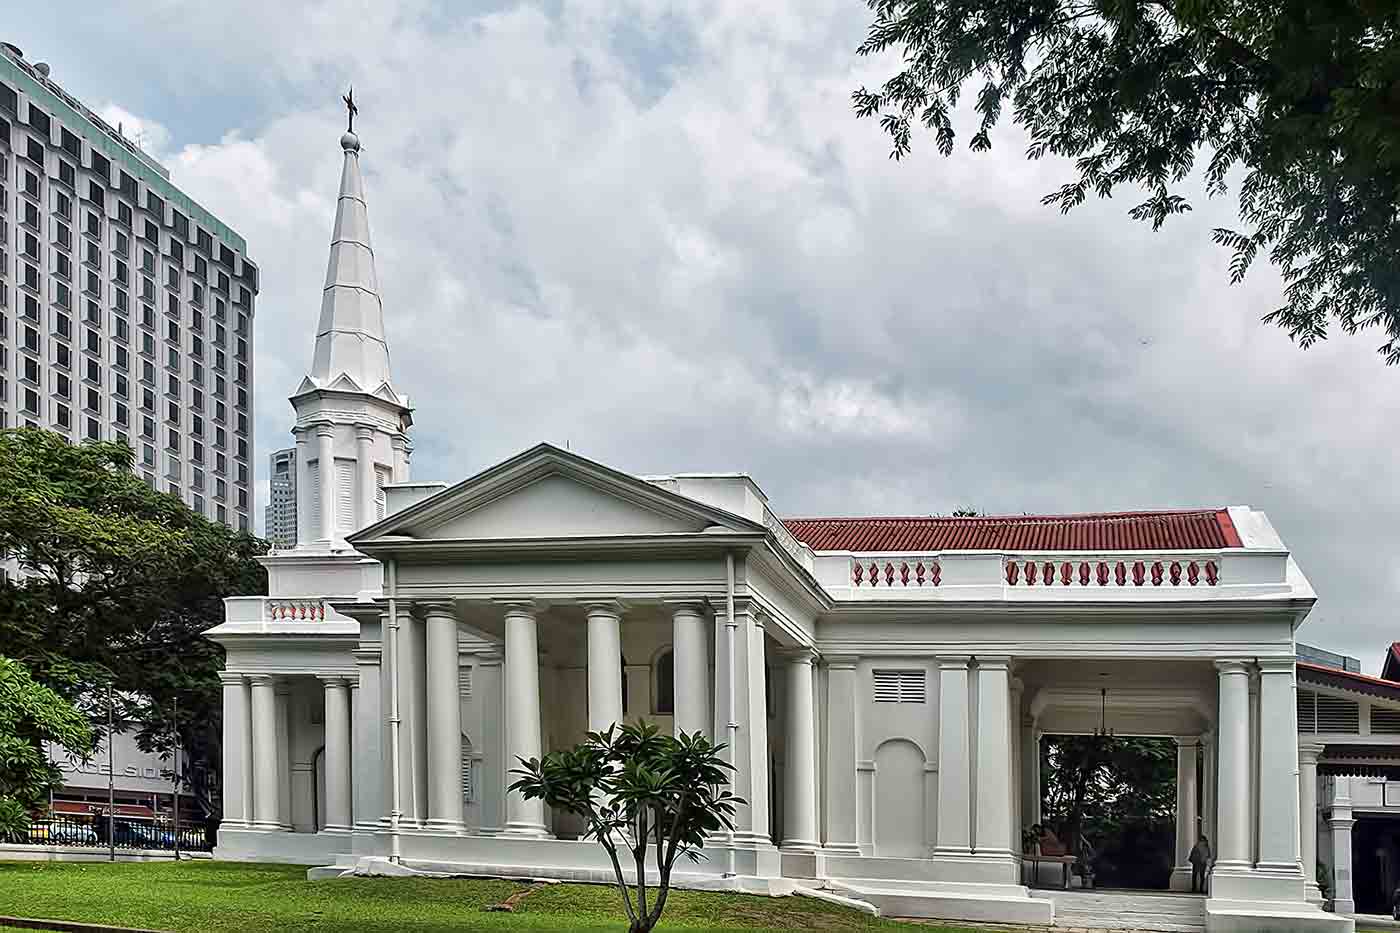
[{"x1": 509, "y1": 721, "x2": 742, "y2": 933}]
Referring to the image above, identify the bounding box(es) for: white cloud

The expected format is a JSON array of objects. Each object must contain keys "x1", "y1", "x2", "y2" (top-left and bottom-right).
[{"x1": 55, "y1": 0, "x2": 1400, "y2": 669}]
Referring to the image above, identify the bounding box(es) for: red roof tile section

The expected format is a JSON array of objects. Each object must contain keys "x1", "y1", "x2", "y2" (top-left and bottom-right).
[{"x1": 782, "y1": 509, "x2": 1242, "y2": 553}]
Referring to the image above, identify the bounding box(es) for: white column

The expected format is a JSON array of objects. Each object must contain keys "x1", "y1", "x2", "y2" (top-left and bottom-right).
[
  {"x1": 424, "y1": 602, "x2": 464, "y2": 831},
  {"x1": 355, "y1": 426, "x2": 376, "y2": 530},
  {"x1": 476, "y1": 648, "x2": 505, "y2": 835},
  {"x1": 391, "y1": 435, "x2": 410, "y2": 482},
  {"x1": 585, "y1": 602, "x2": 625, "y2": 733},
  {"x1": 352, "y1": 645, "x2": 383, "y2": 834},
  {"x1": 249, "y1": 675, "x2": 282, "y2": 831},
  {"x1": 1214, "y1": 659, "x2": 1252, "y2": 872},
  {"x1": 935, "y1": 656, "x2": 972, "y2": 857},
  {"x1": 823, "y1": 656, "x2": 860, "y2": 855},
  {"x1": 320, "y1": 676, "x2": 353, "y2": 832},
  {"x1": 1299, "y1": 742, "x2": 1324, "y2": 903},
  {"x1": 393, "y1": 605, "x2": 426, "y2": 827},
  {"x1": 316, "y1": 426, "x2": 336, "y2": 542},
  {"x1": 1170, "y1": 737, "x2": 1200, "y2": 890},
  {"x1": 1328, "y1": 777, "x2": 1355, "y2": 914},
  {"x1": 1256, "y1": 659, "x2": 1302, "y2": 877},
  {"x1": 1202, "y1": 732, "x2": 1216, "y2": 848},
  {"x1": 502, "y1": 602, "x2": 550, "y2": 837},
  {"x1": 293, "y1": 430, "x2": 311, "y2": 546},
  {"x1": 218, "y1": 673, "x2": 251, "y2": 830},
  {"x1": 973, "y1": 657, "x2": 1014, "y2": 867},
  {"x1": 669, "y1": 601, "x2": 710, "y2": 739},
  {"x1": 730, "y1": 608, "x2": 772, "y2": 846},
  {"x1": 1009, "y1": 677, "x2": 1024, "y2": 854},
  {"x1": 781, "y1": 648, "x2": 819, "y2": 851}
]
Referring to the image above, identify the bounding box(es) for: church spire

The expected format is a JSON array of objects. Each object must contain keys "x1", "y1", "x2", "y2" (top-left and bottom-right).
[{"x1": 307, "y1": 99, "x2": 394, "y2": 394}]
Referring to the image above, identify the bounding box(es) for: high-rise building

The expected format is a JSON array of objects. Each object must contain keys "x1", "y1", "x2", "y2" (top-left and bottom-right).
[
  {"x1": 264, "y1": 447, "x2": 297, "y2": 547},
  {"x1": 0, "y1": 44, "x2": 257, "y2": 530}
]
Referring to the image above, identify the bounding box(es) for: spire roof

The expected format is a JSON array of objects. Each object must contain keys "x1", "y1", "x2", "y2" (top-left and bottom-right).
[{"x1": 306, "y1": 129, "x2": 396, "y2": 396}]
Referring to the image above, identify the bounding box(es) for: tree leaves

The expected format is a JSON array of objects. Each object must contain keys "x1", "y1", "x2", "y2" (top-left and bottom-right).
[
  {"x1": 0, "y1": 656, "x2": 93, "y2": 838},
  {"x1": 854, "y1": 0, "x2": 1400, "y2": 362},
  {"x1": 509, "y1": 721, "x2": 742, "y2": 932}
]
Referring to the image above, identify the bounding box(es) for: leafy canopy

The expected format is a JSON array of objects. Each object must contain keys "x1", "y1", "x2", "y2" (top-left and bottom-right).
[
  {"x1": 509, "y1": 721, "x2": 742, "y2": 933},
  {"x1": 854, "y1": 0, "x2": 1400, "y2": 361},
  {"x1": 0, "y1": 655, "x2": 93, "y2": 838},
  {"x1": 0, "y1": 429, "x2": 267, "y2": 816}
]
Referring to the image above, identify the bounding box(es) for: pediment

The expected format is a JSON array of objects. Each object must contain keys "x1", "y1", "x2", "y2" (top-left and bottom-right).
[{"x1": 350, "y1": 443, "x2": 766, "y2": 546}]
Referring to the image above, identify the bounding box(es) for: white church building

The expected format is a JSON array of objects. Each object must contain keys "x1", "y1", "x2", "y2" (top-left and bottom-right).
[{"x1": 208, "y1": 123, "x2": 1355, "y2": 932}]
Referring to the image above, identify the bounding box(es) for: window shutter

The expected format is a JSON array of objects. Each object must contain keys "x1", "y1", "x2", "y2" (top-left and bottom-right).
[
  {"x1": 375, "y1": 466, "x2": 390, "y2": 520},
  {"x1": 1316, "y1": 695, "x2": 1359, "y2": 733},
  {"x1": 1297, "y1": 689, "x2": 1317, "y2": 733},
  {"x1": 459, "y1": 665, "x2": 472, "y2": 699},
  {"x1": 1372, "y1": 707, "x2": 1400, "y2": 735},
  {"x1": 335, "y1": 460, "x2": 355, "y2": 533},
  {"x1": 461, "y1": 736, "x2": 474, "y2": 803},
  {"x1": 873, "y1": 669, "x2": 926, "y2": 704}
]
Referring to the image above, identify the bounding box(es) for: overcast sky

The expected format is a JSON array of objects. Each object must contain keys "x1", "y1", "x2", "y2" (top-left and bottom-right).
[{"x1": 8, "y1": 1, "x2": 1395, "y2": 668}]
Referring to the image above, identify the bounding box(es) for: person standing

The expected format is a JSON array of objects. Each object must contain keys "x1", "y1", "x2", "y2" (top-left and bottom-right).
[{"x1": 1189, "y1": 834, "x2": 1212, "y2": 893}]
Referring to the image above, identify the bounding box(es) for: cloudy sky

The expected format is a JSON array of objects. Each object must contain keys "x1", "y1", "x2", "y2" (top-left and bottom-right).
[{"x1": 10, "y1": 1, "x2": 1395, "y2": 667}]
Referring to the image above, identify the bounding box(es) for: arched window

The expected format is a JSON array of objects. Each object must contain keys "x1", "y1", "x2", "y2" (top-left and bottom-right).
[{"x1": 653, "y1": 648, "x2": 674, "y2": 715}]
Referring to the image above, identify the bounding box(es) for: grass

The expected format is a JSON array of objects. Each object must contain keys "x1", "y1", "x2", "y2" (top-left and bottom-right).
[{"x1": 0, "y1": 860, "x2": 978, "y2": 932}]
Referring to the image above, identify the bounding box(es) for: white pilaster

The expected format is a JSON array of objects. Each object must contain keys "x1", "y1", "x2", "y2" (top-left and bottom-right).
[
  {"x1": 218, "y1": 673, "x2": 251, "y2": 830},
  {"x1": 1327, "y1": 777, "x2": 1355, "y2": 914},
  {"x1": 293, "y1": 430, "x2": 311, "y2": 546},
  {"x1": 822, "y1": 656, "x2": 860, "y2": 855},
  {"x1": 1009, "y1": 678, "x2": 1024, "y2": 854},
  {"x1": 935, "y1": 656, "x2": 972, "y2": 857},
  {"x1": 729, "y1": 607, "x2": 773, "y2": 846},
  {"x1": 249, "y1": 675, "x2": 283, "y2": 832},
  {"x1": 424, "y1": 602, "x2": 464, "y2": 832},
  {"x1": 352, "y1": 645, "x2": 383, "y2": 835},
  {"x1": 585, "y1": 602, "x2": 625, "y2": 733},
  {"x1": 1020, "y1": 716, "x2": 1040, "y2": 833},
  {"x1": 1256, "y1": 659, "x2": 1303, "y2": 880},
  {"x1": 476, "y1": 648, "x2": 505, "y2": 835},
  {"x1": 275, "y1": 682, "x2": 292, "y2": 831},
  {"x1": 320, "y1": 676, "x2": 353, "y2": 833},
  {"x1": 502, "y1": 602, "x2": 550, "y2": 837},
  {"x1": 395, "y1": 605, "x2": 427, "y2": 828},
  {"x1": 973, "y1": 657, "x2": 1015, "y2": 870},
  {"x1": 391, "y1": 435, "x2": 409, "y2": 483},
  {"x1": 781, "y1": 648, "x2": 819, "y2": 851},
  {"x1": 1299, "y1": 742, "x2": 1324, "y2": 903},
  {"x1": 1169, "y1": 737, "x2": 1200, "y2": 891},
  {"x1": 1214, "y1": 659, "x2": 1251, "y2": 872},
  {"x1": 355, "y1": 425, "x2": 376, "y2": 530},
  {"x1": 669, "y1": 601, "x2": 710, "y2": 739},
  {"x1": 316, "y1": 426, "x2": 336, "y2": 543}
]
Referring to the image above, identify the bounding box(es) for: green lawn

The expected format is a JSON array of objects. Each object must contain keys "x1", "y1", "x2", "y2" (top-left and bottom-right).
[{"x1": 0, "y1": 860, "x2": 973, "y2": 932}]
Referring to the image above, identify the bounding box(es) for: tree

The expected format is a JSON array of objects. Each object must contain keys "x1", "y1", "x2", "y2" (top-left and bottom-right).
[
  {"x1": 0, "y1": 656, "x2": 93, "y2": 838},
  {"x1": 0, "y1": 429, "x2": 268, "y2": 820},
  {"x1": 853, "y1": 0, "x2": 1400, "y2": 362},
  {"x1": 509, "y1": 722, "x2": 743, "y2": 933}
]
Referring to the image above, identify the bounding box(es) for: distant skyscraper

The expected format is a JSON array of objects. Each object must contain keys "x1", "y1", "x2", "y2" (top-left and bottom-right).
[
  {"x1": 264, "y1": 447, "x2": 297, "y2": 547},
  {"x1": 0, "y1": 44, "x2": 257, "y2": 530}
]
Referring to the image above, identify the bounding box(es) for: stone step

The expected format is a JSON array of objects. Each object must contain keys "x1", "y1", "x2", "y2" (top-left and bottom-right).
[{"x1": 1030, "y1": 890, "x2": 1206, "y2": 932}]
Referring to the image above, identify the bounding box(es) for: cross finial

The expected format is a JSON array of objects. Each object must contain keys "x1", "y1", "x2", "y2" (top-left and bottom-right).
[{"x1": 343, "y1": 86, "x2": 358, "y2": 134}]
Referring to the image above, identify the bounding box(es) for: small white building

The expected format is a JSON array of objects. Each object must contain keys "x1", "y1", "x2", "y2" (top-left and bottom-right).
[{"x1": 207, "y1": 124, "x2": 1351, "y2": 932}]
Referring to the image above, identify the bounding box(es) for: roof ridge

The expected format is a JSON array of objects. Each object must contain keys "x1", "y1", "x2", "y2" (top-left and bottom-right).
[{"x1": 783, "y1": 508, "x2": 1225, "y2": 524}]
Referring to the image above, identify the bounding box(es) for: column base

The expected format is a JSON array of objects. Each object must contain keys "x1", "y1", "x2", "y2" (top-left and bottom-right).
[
  {"x1": 1304, "y1": 881, "x2": 1323, "y2": 904},
  {"x1": 499, "y1": 822, "x2": 554, "y2": 839},
  {"x1": 779, "y1": 838, "x2": 820, "y2": 852},
  {"x1": 820, "y1": 842, "x2": 863, "y2": 857},
  {"x1": 422, "y1": 819, "x2": 466, "y2": 834},
  {"x1": 1169, "y1": 865, "x2": 1199, "y2": 892},
  {"x1": 320, "y1": 824, "x2": 353, "y2": 835},
  {"x1": 251, "y1": 821, "x2": 287, "y2": 832}
]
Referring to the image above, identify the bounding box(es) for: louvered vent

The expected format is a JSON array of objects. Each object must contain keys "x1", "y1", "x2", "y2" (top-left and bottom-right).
[
  {"x1": 459, "y1": 666, "x2": 472, "y2": 699},
  {"x1": 306, "y1": 461, "x2": 321, "y2": 537},
  {"x1": 375, "y1": 466, "x2": 390, "y2": 520},
  {"x1": 873, "y1": 669, "x2": 926, "y2": 704},
  {"x1": 1316, "y1": 695, "x2": 1360, "y2": 734},
  {"x1": 461, "y1": 736, "x2": 474, "y2": 803},
  {"x1": 1297, "y1": 690, "x2": 1317, "y2": 733},
  {"x1": 335, "y1": 460, "x2": 355, "y2": 533},
  {"x1": 1372, "y1": 707, "x2": 1400, "y2": 735}
]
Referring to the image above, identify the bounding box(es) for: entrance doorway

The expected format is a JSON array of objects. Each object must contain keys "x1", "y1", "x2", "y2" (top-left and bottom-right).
[
  {"x1": 1353, "y1": 815, "x2": 1400, "y2": 914},
  {"x1": 1037, "y1": 734, "x2": 1180, "y2": 889}
]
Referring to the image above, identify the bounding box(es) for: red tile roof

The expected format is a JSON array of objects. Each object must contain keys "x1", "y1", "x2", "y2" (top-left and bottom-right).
[
  {"x1": 782, "y1": 509, "x2": 1241, "y2": 553},
  {"x1": 1381, "y1": 643, "x2": 1400, "y2": 682},
  {"x1": 1299, "y1": 661, "x2": 1400, "y2": 703}
]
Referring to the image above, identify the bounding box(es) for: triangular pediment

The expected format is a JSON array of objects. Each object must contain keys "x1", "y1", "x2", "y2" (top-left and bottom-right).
[{"x1": 349, "y1": 443, "x2": 766, "y2": 546}]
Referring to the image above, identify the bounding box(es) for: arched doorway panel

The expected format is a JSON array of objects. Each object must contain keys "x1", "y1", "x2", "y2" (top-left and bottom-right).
[{"x1": 874, "y1": 738, "x2": 927, "y2": 858}]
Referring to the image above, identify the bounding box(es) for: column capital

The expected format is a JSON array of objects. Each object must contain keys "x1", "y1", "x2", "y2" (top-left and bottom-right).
[
  {"x1": 663, "y1": 599, "x2": 708, "y2": 617},
  {"x1": 823, "y1": 653, "x2": 860, "y2": 670},
  {"x1": 351, "y1": 646, "x2": 382, "y2": 665},
  {"x1": 315, "y1": 424, "x2": 336, "y2": 439},
  {"x1": 218, "y1": 671, "x2": 248, "y2": 686},
  {"x1": 1175, "y1": 735, "x2": 1203, "y2": 749},
  {"x1": 975, "y1": 655, "x2": 1011, "y2": 671},
  {"x1": 581, "y1": 599, "x2": 625, "y2": 621},
  {"x1": 419, "y1": 600, "x2": 457, "y2": 619},
  {"x1": 355, "y1": 424, "x2": 376, "y2": 441},
  {"x1": 498, "y1": 599, "x2": 541, "y2": 620},
  {"x1": 1256, "y1": 657, "x2": 1296, "y2": 675},
  {"x1": 247, "y1": 673, "x2": 280, "y2": 687},
  {"x1": 1214, "y1": 658, "x2": 1252, "y2": 675},
  {"x1": 318, "y1": 674, "x2": 351, "y2": 687},
  {"x1": 781, "y1": 646, "x2": 818, "y2": 666},
  {"x1": 1298, "y1": 741, "x2": 1326, "y2": 762},
  {"x1": 937, "y1": 655, "x2": 972, "y2": 670}
]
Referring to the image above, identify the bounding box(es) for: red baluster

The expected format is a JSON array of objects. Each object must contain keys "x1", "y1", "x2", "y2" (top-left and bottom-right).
[
  {"x1": 1006, "y1": 561, "x2": 1019, "y2": 585},
  {"x1": 1204, "y1": 561, "x2": 1219, "y2": 585},
  {"x1": 900, "y1": 562, "x2": 910, "y2": 586},
  {"x1": 1115, "y1": 561, "x2": 1127, "y2": 586},
  {"x1": 1026, "y1": 561, "x2": 1038, "y2": 585},
  {"x1": 869, "y1": 561, "x2": 879, "y2": 586},
  {"x1": 1043, "y1": 561, "x2": 1056, "y2": 586},
  {"x1": 1187, "y1": 562, "x2": 1200, "y2": 586},
  {"x1": 1151, "y1": 562, "x2": 1164, "y2": 586},
  {"x1": 853, "y1": 562, "x2": 863, "y2": 585},
  {"x1": 1169, "y1": 561, "x2": 1182, "y2": 585},
  {"x1": 884, "y1": 562, "x2": 895, "y2": 586},
  {"x1": 916, "y1": 562, "x2": 926, "y2": 586},
  {"x1": 1132, "y1": 561, "x2": 1146, "y2": 586},
  {"x1": 1060, "y1": 562, "x2": 1073, "y2": 586},
  {"x1": 930, "y1": 562, "x2": 941, "y2": 586},
  {"x1": 1097, "y1": 561, "x2": 1109, "y2": 586},
  {"x1": 1079, "y1": 562, "x2": 1090, "y2": 586}
]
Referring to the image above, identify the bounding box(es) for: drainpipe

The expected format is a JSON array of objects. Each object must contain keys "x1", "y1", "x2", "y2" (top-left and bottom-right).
[
  {"x1": 386, "y1": 558, "x2": 403, "y2": 863},
  {"x1": 725, "y1": 550, "x2": 738, "y2": 876}
]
